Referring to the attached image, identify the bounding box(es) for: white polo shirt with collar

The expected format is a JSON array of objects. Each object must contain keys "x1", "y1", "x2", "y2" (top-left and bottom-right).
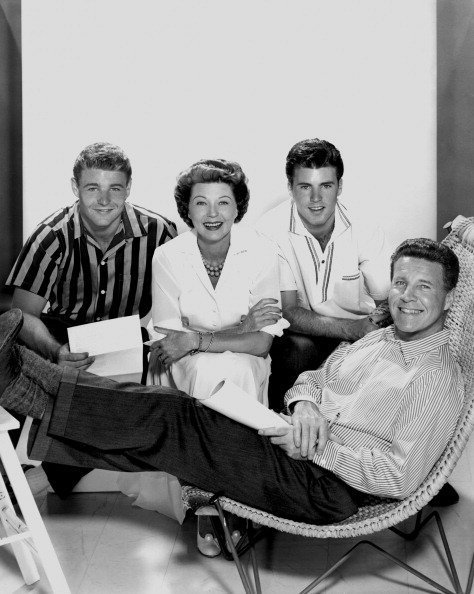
[{"x1": 255, "y1": 199, "x2": 391, "y2": 319}]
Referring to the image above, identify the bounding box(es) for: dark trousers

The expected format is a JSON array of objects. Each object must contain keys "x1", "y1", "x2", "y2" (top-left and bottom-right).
[
  {"x1": 268, "y1": 332, "x2": 341, "y2": 411},
  {"x1": 29, "y1": 368, "x2": 361, "y2": 524},
  {"x1": 40, "y1": 315, "x2": 150, "y2": 497}
]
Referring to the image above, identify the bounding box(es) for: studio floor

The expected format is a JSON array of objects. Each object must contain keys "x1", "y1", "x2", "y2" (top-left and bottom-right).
[{"x1": 1, "y1": 433, "x2": 474, "y2": 594}]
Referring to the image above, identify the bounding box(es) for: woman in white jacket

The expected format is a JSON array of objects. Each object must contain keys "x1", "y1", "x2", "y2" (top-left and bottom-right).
[{"x1": 118, "y1": 159, "x2": 288, "y2": 552}]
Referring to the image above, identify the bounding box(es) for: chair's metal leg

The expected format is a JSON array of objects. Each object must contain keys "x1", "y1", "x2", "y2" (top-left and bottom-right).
[
  {"x1": 247, "y1": 520, "x2": 262, "y2": 594},
  {"x1": 299, "y1": 540, "x2": 366, "y2": 594},
  {"x1": 301, "y1": 511, "x2": 465, "y2": 594},
  {"x1": 392, "y1": 509, "x2": 462, "y2": 594},
  {"x1": 433, "y1": 512, "x2": 463, "y2": 594},
  {"x1": 213, "y1": 499, "x2": 255, "y2": 594},
  {"x1": 389, "y1": 509, "x2": 424, "y2": 540},
  {"x1": 466, "y1": 553, "x2": 474, "y2": 594}
]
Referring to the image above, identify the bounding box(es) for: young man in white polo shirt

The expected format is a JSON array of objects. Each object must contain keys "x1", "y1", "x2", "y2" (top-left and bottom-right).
[{"x1": 257, "y1": 138, "x2": 391, "y2": 410}]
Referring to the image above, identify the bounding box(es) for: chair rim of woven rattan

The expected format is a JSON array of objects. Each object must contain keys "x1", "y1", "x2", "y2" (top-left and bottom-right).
[{"x1": 183, "y1": 217, "x2": 474, "y2": 541}]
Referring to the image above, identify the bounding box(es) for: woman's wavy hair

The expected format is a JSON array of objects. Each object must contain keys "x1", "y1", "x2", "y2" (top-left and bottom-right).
[{"x1": 174, "y1": 159, "x2": 250, "y2": 228}]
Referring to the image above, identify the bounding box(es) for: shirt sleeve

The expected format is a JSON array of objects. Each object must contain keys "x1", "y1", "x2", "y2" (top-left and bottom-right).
[
  {"x1": 358, "y1": 225, "x2": 391, "y2": 301},
  {"x1": 5, "y1": 230, "x2": 61, "y2": 300},
  {"x1": 149, "y1": 249, "x2": 185, "y2": 335},
  {"x1": 278, "y1": 248, "x2": 297, "y2": 292},
  {"x1": 284, "y1": 341, "x2": 354, "y2": 410},
  {"x1": 249, "y1": 238, "x2": 291, "y2": 337},
  {"x1": 312, "y1": 368, "x2": 463, "y2": 499}
]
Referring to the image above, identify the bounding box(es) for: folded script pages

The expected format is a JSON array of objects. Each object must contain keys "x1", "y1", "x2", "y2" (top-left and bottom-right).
[{"x1": 199, "y1": 380, "x2": 290, "y2": 430}]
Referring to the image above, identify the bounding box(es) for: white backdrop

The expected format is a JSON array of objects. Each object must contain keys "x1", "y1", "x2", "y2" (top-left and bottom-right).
[{"x1": 22, "y1": 0, "x2": 436, "y2": 249}]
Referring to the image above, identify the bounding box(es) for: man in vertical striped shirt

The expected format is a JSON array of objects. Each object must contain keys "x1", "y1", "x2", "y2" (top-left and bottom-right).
[
  {"x1": 0, "y1": 238, "x2": 465, "y2": 522},
  {"x1": 5, "y1": 142, "x2": 176, "y2": 495},
  {"x1": 6, "y1": 142, "x2": 176, "y2": 364}
]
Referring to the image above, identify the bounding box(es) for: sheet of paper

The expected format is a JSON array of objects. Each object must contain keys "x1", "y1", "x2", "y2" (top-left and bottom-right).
[
  {"x1": 201, "y1": 380, "x2": 290, "y2": 431},
  {"x1": 85, "y1": 347, "x2": 143, "y2": 377},
  {"x1": 68, "y1": 315, "x2": 142, "y2": 356},
  {"x1": 67, "y1": 316, "x2": 143, "y2": 378}
]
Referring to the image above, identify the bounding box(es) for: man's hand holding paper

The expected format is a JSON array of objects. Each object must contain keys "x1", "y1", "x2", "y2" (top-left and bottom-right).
[{"x1": 67, "y1": 315, "x2": 143, "y2": 381}]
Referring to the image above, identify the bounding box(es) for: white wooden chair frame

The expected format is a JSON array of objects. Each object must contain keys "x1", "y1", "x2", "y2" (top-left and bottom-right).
[{"x1": 0, "y1": 407, "x2": 70, "y2": 593}]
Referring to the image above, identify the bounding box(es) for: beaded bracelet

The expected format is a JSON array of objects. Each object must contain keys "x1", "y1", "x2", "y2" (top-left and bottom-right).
[
  {"x1": 201, "y1": 332, "x2": 214, "y2": 353},
  {"x1": 189, "y1": 331, "x2": 203, "y2": 356}
]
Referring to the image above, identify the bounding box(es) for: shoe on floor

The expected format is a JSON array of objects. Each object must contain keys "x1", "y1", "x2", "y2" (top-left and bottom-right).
[
  {"x1": 430, "y1": 482, "x2": 459, "y2": 507},
  {"x1": 197, "y1": 515, "x2": 221, "y2": 557}
]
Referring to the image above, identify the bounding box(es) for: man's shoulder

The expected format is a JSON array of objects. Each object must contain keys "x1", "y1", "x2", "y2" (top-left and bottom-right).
[
  {"x1": 255, "y1": 199, "x2": 292, "y2": 239},
  {"x1": 256, "y1": 200, "x2": 292, "y2": 227},
  {"x1": 421, "y1": 339, "x2": 460, "y2": 376},
  {"x1": 37, "y1": 204, "x2": 76, "y2": 228},
  {"x1": 26, "y1": 204, "x2": 77, "y2": 243},
  {"x1": 127, "y1": 203, "x2": 176, "y2": 230},
  {"x1": 335, "y1": 202, "x2": 383, "y2": 239}
]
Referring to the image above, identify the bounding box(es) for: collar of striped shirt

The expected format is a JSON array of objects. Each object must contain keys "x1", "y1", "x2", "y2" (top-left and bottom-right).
[
  {"x1": 71, "y1": 202, "x2": 148, "y2": 242},
  {"x1": 289, "y1": 200, "x2": 351, "y2": 239},
  {"x1": 382, "y1": 326, "x2": 450, "y2": 361}
]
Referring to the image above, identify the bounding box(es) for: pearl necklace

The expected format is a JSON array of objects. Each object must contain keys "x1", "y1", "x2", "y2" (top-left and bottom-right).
[{"x1": 201, "y1": 257, "x2": 224, "y2": 277}]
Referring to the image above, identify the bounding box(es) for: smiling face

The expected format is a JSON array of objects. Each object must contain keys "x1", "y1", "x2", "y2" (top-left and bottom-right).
[
  {"x1": 188, "y1": 182, "x2": 238, "y2": 246},
  {"x1": 289, "y1": 166, "x2": 342, "y2": 238},
  {"x1": 389, "y1": 256, "x2": 454, "y2": 342},
  {"x1": 72, "y1": 168, "x2": 130, "y2": 238}
]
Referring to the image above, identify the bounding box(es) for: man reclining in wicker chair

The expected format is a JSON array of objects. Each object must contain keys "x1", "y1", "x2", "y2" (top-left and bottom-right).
[{"x1": 0, "y1": 238, "x2": 464, "y2": 525}]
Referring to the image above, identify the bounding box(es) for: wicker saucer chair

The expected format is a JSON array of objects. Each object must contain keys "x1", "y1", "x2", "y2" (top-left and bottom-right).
[{"x1": 182, "y1": 216, "x2": 474, "y2": 594}]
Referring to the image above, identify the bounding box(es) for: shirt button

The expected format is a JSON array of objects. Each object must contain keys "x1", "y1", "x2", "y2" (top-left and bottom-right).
[
  {"x1": 321, "y1": 260, "x2": 325, "y2": 264},
  {"x1": 96, "y1": 317, "x2": 101, "y2": 321},
  {"x1": 100, "y1": 290, "x2": 106, "y2": 295},
  {"x1": 101, "y1": 261, "x2": 106, "y2": 266}
]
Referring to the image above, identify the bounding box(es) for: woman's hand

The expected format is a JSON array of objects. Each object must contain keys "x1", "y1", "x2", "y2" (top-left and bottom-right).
[
  {"x1": 151, "y1": 326, "x2": 198, "y2": 366},
  {"x1": 239, "y1": 298, "x2": 281, "y2": 333}
]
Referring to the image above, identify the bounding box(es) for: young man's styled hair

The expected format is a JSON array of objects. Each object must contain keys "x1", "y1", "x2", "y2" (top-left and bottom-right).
[
  {"x1": 73, "y1": 142, "x2": 132, "y2": 184},
  {"x1": 174, "y1": 159, "x2": 250, "y2": 228},
  {"x1": 390, "y1": 238, "x2": 459, "y2": 291},
  {"x1": 285, "y1": 138, "x2": 344, "y2": 185}
]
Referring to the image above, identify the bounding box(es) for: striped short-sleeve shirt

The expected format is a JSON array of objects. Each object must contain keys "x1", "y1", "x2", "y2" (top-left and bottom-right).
[{"x1": 6, "y1": 202, "x2": 177, "y2": 324}]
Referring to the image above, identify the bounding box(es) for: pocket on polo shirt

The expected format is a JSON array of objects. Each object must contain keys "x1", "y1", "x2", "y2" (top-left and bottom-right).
[
  {"x1": 341, "y1": 273, "x2": 361, "y2": 281},
  {"x1": 333, "y1": 274, "x2": 362, "y2": 311}
]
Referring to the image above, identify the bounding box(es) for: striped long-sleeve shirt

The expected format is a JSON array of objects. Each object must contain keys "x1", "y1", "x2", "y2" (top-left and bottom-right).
[
  {"x1": 284, "y1": 327, "x2": 464, "y2": 499},
  {"x1": 6, "y1": 202, "x2": 176, "y2": 324}
]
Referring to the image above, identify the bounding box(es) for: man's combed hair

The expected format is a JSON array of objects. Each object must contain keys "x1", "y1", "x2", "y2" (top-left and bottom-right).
[
  {"x1": 285, "y1": 138, "x2": 344, "y2": 185},
  {"x1": 174, "y1": 159, "x2": 250, "y2": 228},
  {"x1": 391, "y1": 238, "x2": 459, "y2": 291},
  {"x1": 73, "y1": 142, "x2": 132, "y2": 183}
]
